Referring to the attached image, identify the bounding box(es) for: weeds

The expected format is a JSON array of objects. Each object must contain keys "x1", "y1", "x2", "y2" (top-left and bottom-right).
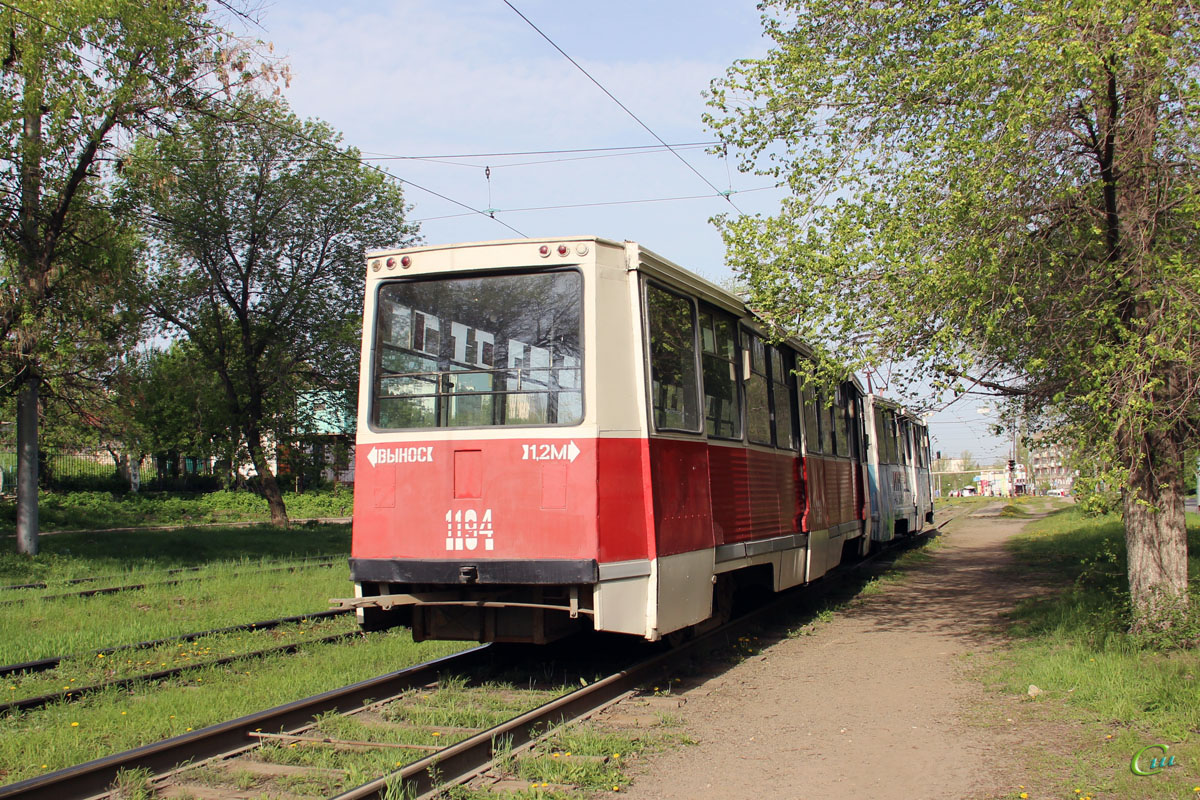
[
  {"x1": 110, "y1": 767, "x2": 156, "y2": 800},
  {"x1": 985, "y1": 507, "x2": 1200, "y2": 798}
]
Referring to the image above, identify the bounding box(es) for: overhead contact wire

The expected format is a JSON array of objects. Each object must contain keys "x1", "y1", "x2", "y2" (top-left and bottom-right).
[
  {"x1": 500, "y1": 0, "x2": 745, "y2": 214},
  {"x1": 0, "y1": 0, "x2": 525, "y2": 238}
]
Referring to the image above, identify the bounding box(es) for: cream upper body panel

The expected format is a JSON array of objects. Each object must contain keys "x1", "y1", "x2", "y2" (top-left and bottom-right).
[{"x1": 358, "y1": 236, "x2": 648, "y2": 444}]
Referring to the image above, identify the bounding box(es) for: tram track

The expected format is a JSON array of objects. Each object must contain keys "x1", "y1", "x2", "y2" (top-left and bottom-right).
[
  {"x1": 0, "y1": 613, "x2": 357, "y2": 716},
  {"x1": 0, "y1": 560, "x2": 339, "y2": 607},
  {"x1": 0, "y1": 526, "x2": 940, "y2": 800},
  {"x1": 0, "y1": 609, "x2": 351, "y2": 678}
]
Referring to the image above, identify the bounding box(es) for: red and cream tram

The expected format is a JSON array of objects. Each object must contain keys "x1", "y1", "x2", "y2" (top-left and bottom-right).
[{"x1": 339, "y1": 237, "x2": 933, "y2": 643}]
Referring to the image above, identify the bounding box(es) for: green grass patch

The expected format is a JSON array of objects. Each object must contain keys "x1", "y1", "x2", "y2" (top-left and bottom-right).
[
  {"x1": 4, "y1": 614, "x2": 360, "y2": 702},
  {"x1": 0, "y1": 549, "x2": 357, "y2": 664},
  {"x1": 985, "y1": 508, "x2": 1200, "y2": 798},
  {"x1": 0, "y1": 631, "x2": 468, "y2": 785},
  {"x1": 0, "y1": 522, "x2": 350, "y2": 586},
  {"x1": 0, "y1": 487, "x2": 354, "y2": 536}
]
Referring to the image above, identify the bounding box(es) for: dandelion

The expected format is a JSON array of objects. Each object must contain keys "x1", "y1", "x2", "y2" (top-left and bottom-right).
[
  {"x1": 121, "y1": 711, "x2": 127, "y2": 715},
  {"x1": 432, "y1": 732, "x2": 441, "y2": 737},
  {"x1": 41, "y1": 764, "x2": 47, "y2": 769},
  {"x1": 565, "y1": 752, "x2": 571, "y2": 756},
  {"x1": 613, "y1": 787, "x2": 620, "y2": 792},
  {"x1": 97, "y1": 654, "x2": 105, "y2": 659},
  {"x1": 70, "y1": 722, "x2": 79, "y2": 727},
  {"x1": 1019, "y1": 794, "x2": 1027, "y2": 799},
  {"x1": 613, "y1": 753, "x2": 621, "y2": 759}
]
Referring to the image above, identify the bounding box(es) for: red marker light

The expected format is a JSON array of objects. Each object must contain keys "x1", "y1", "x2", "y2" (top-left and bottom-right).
[
  {"x1": 538, "y1": 245, "x2": 551, "y2": 258},
  {"x1": 557, "y1": 244, "x2": 569, "y2": 256},
  {"x1": 386, "y1": 257, "x2": 396, "y2": 269},
  {"x1": 400, "y1": 256, "x2": 412, "y2": 268}
]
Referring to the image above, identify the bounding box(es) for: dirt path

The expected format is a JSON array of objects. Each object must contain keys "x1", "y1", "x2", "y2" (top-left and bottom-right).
[{"x1": 620, "y1": 509, "x2": 1043, "y2": 800}]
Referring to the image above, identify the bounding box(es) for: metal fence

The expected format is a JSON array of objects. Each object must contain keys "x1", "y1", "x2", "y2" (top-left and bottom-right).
[{"x1": 0, "y1": 449, "x2": 224, "y2": 493}]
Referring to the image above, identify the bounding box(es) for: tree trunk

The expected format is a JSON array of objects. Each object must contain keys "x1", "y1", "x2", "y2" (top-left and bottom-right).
[
  {"x1": 1123, "y1": 442, "x2": 1190, "y2": 632},
  {"x1": 16, "y1": 374, "x2": 39, "y2": 555},
  {"x1": 244, "y1": 423, "x2": 288, "y2": 527}
]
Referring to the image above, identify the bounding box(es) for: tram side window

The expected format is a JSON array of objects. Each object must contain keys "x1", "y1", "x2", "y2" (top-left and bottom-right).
[
  {"x1": 771, "y1": 347, "x2": 798, "y2": 450},
  {"x1": 819, "y1": 391, "x2": 835, "y2": 454},
  {"x1": 646, "y1": 284, "x2": 701, "y2": 432},
  {"x1": 699, "y1": 308, "x2": 741, "y2": 439},
  {"x1": 745, "y1": 332, "x2": 772, "y2": 445},
  {"x1": 802, "y1": 386, "x2": 822, "y2": 454},
  {"x1": 834, "y1": 387, "x2": 851, "y2": 458},
  {"x1": 878, "y1": 410, "x2": 888, "y2": 460},
  {"x1": 877, "y1": 408, "x2": 897, "y2": 463}
]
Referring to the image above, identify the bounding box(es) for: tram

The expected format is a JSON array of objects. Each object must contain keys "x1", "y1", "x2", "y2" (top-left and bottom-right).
[{"x1": 337, "y1": 237, "x2": 933, "y2": 643}]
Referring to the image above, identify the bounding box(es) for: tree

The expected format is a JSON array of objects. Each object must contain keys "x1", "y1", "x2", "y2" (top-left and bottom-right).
[
  {"x1": 707, "y1": 1, "x2": 1200, "y2": 633},
  {"x1": 107, "y1": 343, "x2": 236, "y2": 485},
  {"x1": 0, "y1": 0, "x2": 268, "y2": 554},
  {"x1": 123, "y1": 92, "x2": 417, "y2": 525}
]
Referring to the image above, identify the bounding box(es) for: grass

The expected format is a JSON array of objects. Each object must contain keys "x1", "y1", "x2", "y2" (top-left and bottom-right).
[
  {"x1": 983, "y1": 507, "x2": 1200, "y2": 799},
  {"x1": 0, "y1": 522, "x2": 350, "y2": 586},
  {"x1": 0, "y1": 517, "x2": 478, "y2": 786},
  {"x1": 0, "y1": 550, "x2": 355, "y2": 664},
  {"x1": 0, "y1": 629, "x2": 467, "y2": 785},
  {"x1": 0, "y1": 487, "x2": 354, "y2": 535},
  {"x1": 3, "y1": 614, "x2": 360, "y2": 702}
]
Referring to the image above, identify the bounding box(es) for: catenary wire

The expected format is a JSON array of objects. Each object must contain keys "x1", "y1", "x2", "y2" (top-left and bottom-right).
[
  {"x1": 417, "y1": 183, "x2": 782, "y2": 224},
  {"x1": 500, "y1": 0, "x2": 746, "y2": 214},
  {"x1": 0, "y1": 0, "x2": 526, "y2": 237}
]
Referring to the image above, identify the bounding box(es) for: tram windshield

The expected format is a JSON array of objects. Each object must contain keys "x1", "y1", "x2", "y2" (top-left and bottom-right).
[{"x1": 371, "y1": 270, "x2": 583, "y2": 429}]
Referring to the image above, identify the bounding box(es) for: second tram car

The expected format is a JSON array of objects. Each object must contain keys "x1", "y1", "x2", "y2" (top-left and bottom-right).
[{"x1": 338, "y1": 237, "x2": 933, "y2": 643}]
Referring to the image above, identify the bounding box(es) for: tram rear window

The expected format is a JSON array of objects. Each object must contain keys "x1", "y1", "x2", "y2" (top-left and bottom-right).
[{"x1": 371, "y1": 271, "x2": 583, "y2": 429}]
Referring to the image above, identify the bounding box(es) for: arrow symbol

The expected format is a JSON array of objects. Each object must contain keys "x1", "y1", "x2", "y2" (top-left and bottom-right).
[
  {"x1": 367, "y1": 447, "x2": 379, "y2": 467},
  {"x1": 567, "y1": 441, "x2": 580, "y2": 463}
]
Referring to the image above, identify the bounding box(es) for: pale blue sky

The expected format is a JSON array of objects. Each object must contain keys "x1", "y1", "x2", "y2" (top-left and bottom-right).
[{"x1": 245, "y1": 0, "x2": 1010, "y2": 464}]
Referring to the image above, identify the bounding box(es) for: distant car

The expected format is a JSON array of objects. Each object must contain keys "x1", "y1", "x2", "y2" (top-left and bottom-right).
[{"x1": 1046, "y1": 488, "x2": 1067, "y2": 497}]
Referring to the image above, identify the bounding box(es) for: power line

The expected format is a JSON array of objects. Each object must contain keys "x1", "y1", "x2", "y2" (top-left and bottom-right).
[
  {"x1": 500, "y1": 0, "x2": 745, "y2": 214},
  {"x1": 388, "y1": 143, "x2": 716, "y2": 170},
  {"x1": 361, "y1": 141, "x2": 721, "y2": 160},
  {"x1": 414, "y1": 184, "x2": 780, "y2": 223},
  {"x1": 0, "y1": 0, "x2": 526, "y2": 238}
]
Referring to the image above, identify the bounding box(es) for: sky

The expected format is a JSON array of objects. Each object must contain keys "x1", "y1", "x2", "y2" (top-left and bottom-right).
[{"x1": 240, "y1": 0, "x2": 1011, "y2": 465}]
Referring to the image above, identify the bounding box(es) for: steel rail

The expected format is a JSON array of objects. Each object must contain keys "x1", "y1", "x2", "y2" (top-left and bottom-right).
[
  {"x1": 334, "y1": 530, "x2": 943, "y2": 800},
  {"x1": 0, "y1": 561, "x2": 338, "y2": 607},
  {"x1": 329, "y1": 650, "x2": 666, "y2": 800},
  {"x1": 0, "y1": 645, "x2": 500, "y2": 800},
  {"x1": 0, "y1": 521, "x2": 944, "y2": 800},
  {"x1": 0, "y1": 630, "x2": 360, "y2": 716},
  {"x1": 0, "y1": 609, "x2": 351, "y2": 678}
]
